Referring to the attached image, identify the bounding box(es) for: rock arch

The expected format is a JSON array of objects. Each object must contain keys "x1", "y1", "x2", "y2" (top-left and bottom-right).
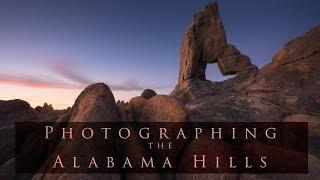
[{"x1": 178, "y1": 2, "x2": 257, "y2": 84}]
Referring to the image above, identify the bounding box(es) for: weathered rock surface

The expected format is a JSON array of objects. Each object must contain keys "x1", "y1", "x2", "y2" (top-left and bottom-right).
[
  {"x1": 128, "y1": 96, "x2": 147, "y2": 121},
  {"x1": 272, "y1": 25, "x2": 320, "y2": 66},
  {"x1": 141, "y1": 89, "x2": 157, "y2": 99},
  {"x1": 282, "y1": 114, "x2": 320, "y2": 156},
  {"x1": 69, "y1": 83, "x2": 118, "y2": 122},
  {"x1": 173, "y1": 4, "x2": 320, "y2": 121},
  {"x1": 36, "y1": 83, "x2": 120, "y2": 180},
  {"x1": 178, "y1": 2, "x2": 257, "y2": 84},
  {"x1": 239, "y1": 154, "x2": 320, "y2": 180},
  {"x1": 172, "y1": 2, "x2": 258, "y2": 104},
  {"x1": 282, "y1": 114, "x2": 320, "y2": 137},
  {"x1": 186, "y1": 92, "x2": 286, "y2": 122},
  {"x1": 141, "y1": 95, "x2": 188, "y2": 122},
  {"x1": 170, "y1": 79, "x2": 218, "y2": 103},
  {"x1": 244, "y1": 25, "x2": 320, "y2": 116},
  {"x1": 170, "y1": 4, "x2": 320, "y2": 179},
  {"x1": 176, "y1": 137, "x2": 238, "y2": 180}
]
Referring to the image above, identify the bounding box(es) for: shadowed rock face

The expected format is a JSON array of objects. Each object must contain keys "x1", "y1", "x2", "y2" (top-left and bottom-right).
[
  {"x1": 178, "y1": 2, "x2": 257, "y2": 84},
  {"x1": 0, "y1": 100, "x2": 40, "y2": 179},
  {"x1": 0, "y1": 99, "x2": 39, "y2": 126},
  {"x1": 141, "y1": 89, "x2": 157, "y2": 99}
]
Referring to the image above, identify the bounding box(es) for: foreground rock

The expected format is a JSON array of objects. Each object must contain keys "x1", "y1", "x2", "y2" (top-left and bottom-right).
[
  {"x1": 282, "y1": 114, "x2": 320, "y2": 156},
  {"x1": 186, "y1": 92, "x2": 286, "y2": 122},
  {"x1": 140, "y1": 95, "x2": 188, "y2": 122},
  {"x1": 128, "y1": 96, "x2": 147, "y2": 121},
  {"x1": 68, "y1": 83, "x2": 118, "y2": 122},
  {"x1": 176, "y1": 137, "x2": 238, "y2": 180},
  {"x1": 35, "y1": 83, "x2": 120, "y2": 180},
  {"x1": 0, "y1": 100, "x2": 39, "y2": 169}
]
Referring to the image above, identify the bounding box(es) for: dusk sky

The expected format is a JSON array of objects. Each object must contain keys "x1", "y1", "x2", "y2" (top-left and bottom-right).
[{"x1": 0, "y1": 0, "x2": 319, "y2": 109}]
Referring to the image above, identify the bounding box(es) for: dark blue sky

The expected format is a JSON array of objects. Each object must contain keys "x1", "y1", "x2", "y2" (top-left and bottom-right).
[{"x1": 0, "y1": 0, "x2": 319, "y2": 108}]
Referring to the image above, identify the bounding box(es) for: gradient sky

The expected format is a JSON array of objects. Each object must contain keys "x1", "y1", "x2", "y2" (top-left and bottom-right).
[{"x1": 0, "y1": 0, "x2": 319, "y2": 109}]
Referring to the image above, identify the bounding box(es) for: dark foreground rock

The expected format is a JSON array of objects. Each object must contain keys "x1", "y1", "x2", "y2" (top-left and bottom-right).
[
  {"x1": 0, "y1": 100, "x2": 39, "y2": 168},
  {"x1": 0, "y1": 100, "x2": 41, "y2": 179}
]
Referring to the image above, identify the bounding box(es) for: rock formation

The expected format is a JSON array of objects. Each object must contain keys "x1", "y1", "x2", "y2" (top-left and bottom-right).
[
  {"x1": 35, "y1": 83, "x2": 120, "y2": 180},
  {"x1": 0, "y1": 99, "x2": 39, "y2": 126},
  {"x1": 35, "y1": 103, "x2": 53, "y2": 114},
  {"x1": 245, "y1": 25, "x2": 320, "y2": 116},
  {"x1": 178, "y1": 2, "x2": 257, "y2": 85},
  {"x1": 35, "y1": 103, "x2": 70, "y2": 122},
  {"x1": 68, "y1": 83, "x2": 118, "y2": 122},
  {"x1": 141, "y1": 95, "x2": 188, "y2": 122},
  {"x1": 128, "y1": 96, "x2": 147, "y2": 121},
  {"x1": 141, "y1": 89, "x2": 157, "y2": 99},
  {"x1": 172, "y1": 2, "x2": 258, "y2": 103},
  {"x1": 171, "y1": 3, "x2": 320, "y2": 124},
  {"x1": 170, "y1": 3, "x2": 320, "y2": 179},
  {"x1": 120, "y1": 89, "x2": 158, "y2": 122},
  {"x1": 186, "y1": 92, "x2": 286, "y2": 122},
  {"x1": 0, "y1": 99, "x2": 40, "y2": 179},
  {"x1": 1, "y1": 2, "x2": 320, "y2": 180}
]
